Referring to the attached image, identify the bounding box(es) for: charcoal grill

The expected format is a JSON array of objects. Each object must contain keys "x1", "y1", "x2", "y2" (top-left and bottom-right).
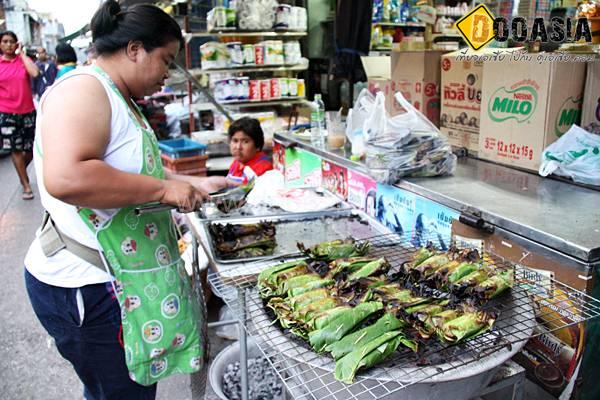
[{"x1": 207, "y1": 231, "x2": 600, "y2": 400}]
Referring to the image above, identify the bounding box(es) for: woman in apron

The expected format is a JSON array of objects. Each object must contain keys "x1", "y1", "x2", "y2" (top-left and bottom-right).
[{"x1": 24, "y1": 2, "x2": 228, "y2": 399}]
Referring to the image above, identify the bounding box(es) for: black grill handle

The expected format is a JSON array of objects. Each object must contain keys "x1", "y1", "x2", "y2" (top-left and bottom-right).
[{"x1": 459, "y1": 212, "x2": 495, "y2": 234}]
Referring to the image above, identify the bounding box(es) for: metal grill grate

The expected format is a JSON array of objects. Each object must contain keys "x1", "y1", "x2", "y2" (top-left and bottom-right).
[{"x1": 207, "y1": 232, "x2": 600, "y2": 400}]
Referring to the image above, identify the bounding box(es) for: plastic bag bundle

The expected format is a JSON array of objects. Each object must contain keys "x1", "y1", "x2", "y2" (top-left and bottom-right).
[
  {"x1": 238, "y1": 0, "x2": 278, "y2": 30},
  {"x1": 539, "y1": 125, "x2": 600, "y2": 186},
  {"x1": 350, "y1": 89, "x2": 456, "y2": 183},
  {"x1": 365, "y1": 131, "x2": 457, "y2": 183}
]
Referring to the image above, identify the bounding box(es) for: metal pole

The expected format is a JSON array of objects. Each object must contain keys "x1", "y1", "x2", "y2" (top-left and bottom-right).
[
  {"x1": 190, "y1": 234, "x2": 209, "y2": 400},
  {"x1": 207, "y1": 319, "x2": 238, "y2": 328},
  {"x1": 238, "y1": 288, "x2": 249, "y2": 400},
  {"x1": 172, "y1": 61, "x2": 234, "y2": 122}
]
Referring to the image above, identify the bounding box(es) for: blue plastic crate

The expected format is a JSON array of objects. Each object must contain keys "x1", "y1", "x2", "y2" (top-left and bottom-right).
[{"x1": 158, "y1": 138, "x2": 207, "y2": 159}]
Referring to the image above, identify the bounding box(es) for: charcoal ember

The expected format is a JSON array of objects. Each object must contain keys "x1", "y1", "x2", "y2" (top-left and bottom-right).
[{"x1": 221, "y1": 356, "x2": 284, "y2": 400}]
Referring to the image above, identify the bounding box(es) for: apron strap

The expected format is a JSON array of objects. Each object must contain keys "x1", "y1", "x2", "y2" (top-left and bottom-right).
[{"x1": 39, "y1": 210, "x2": 113, "y2": 275}]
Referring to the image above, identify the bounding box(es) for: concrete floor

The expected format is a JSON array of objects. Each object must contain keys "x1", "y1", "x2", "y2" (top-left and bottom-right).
[{"x1": 0, "y1": 154, "x2": 231, "y2": 400}]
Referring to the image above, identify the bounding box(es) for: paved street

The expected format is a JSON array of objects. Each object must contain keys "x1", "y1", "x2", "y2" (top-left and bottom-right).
[{"x1": 0, "y1": 154, "x2": 228, "y2": 400}]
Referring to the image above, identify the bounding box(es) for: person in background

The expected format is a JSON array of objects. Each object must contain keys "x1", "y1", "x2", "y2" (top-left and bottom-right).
[
  {"x1": 32, "y1": 47, "x2": 57, "y2": 98},
  {"x1": 55, "y1": 42, "x2": 77, "y2": 78},
  {"x1": 227, "y1": 117, "x2": 273, "y2": 184},
  {"x1": 0, "y1": 31, "x2": 40, "y2": 200},
  {"x1": 84, "y1": 44, "x2": 98, "y2": 66}
]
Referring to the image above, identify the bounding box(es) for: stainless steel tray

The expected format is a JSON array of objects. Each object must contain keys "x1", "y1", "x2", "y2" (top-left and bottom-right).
[{"x1": 202, "y1": 209, "x2": 389, "y2": 266}]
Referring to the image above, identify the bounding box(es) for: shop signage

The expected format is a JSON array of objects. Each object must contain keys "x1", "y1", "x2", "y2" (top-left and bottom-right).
[
  {"x1": 488, "y1": 84, "x2": 538, "y2": 123},
  {"x1": 284, "y1": 147, "x2": 322, "y2": 188},
  {"x1": 321, "y1": 161, "x2": 348, "y2": 200},
  {"x1": 554, "y1": 96, "x2": 583, "y2": 137},
  {"x1": 456, "y1": 4, "x2": 592, "y2": 51},
  {"x1": 375, "y1": 184, "x2": 459, "y2": 249},
  {"x1": 347, "y1": 170, "x2": 377, "y2": 217}
]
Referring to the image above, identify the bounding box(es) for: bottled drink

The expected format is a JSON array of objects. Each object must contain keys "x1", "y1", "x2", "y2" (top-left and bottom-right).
[{"x1": 310, "y1": 94, "x2": 326, "y2": 147}]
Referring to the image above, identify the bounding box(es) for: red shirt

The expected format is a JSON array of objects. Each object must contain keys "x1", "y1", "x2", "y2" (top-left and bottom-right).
[
  {"x1": 227, "y1": 151, "x2": 273, "y2": 183},
  {"x1": 0, "y1": 56, "x2": 35, "y2": 114}
]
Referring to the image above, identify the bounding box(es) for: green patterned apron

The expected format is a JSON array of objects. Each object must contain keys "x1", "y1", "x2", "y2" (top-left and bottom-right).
[{"x1": 76, "y1": 66, "x2": 203, "y2": 385}]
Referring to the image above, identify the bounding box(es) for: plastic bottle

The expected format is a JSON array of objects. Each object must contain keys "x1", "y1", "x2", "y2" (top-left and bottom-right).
[{"x1": 310, "y1": 94, "x2": 326, "y2": 147}]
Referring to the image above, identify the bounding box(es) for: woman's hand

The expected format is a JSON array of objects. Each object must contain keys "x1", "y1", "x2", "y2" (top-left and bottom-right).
[
  {"x1": 201, "y1": 176, "x2": 237, "y2": 193},
  {"x1": 18, "y1": 43, "x2": 40, "y2": 78},
  {"x1": 159, "y1": 179, "x2": 207, "y2": 213}
]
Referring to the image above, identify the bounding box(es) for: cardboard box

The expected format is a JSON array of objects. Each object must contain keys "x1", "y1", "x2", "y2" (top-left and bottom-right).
[
  {"x1": 361, "y1": 56, "x2": 395, "y2": 115},
  {"x1": 440, "y1": 49, "x2": 524, "y2": 154},
  {"x1": 440, "y1": 50, "x2": 484, "y2": 153},
  {"x1": 478, "y1": 58, "x2": 586, "y2": 172},
  {"x1": 390, "y1": 50, "x2": 448, "y2": 127},
  {"x1": 582, "y1": 60, "x2": 600, "y2": 128}
]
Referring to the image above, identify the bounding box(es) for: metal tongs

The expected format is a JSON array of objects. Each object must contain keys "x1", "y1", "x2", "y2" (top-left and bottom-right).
[{"x1": 134, "y1": 175, "x2": 256, "y2": 216}]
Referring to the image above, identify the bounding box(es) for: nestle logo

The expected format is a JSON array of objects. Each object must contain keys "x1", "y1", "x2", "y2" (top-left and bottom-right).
[{"x1": 513, "y1": 93, "x2": 533, "y2": 101}]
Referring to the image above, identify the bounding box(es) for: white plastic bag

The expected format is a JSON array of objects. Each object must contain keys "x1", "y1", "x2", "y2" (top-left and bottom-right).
[
  {"x1": 539, "y1": 125, "x2": 600, "y2": 186},
  {"x1": 363, "y1": 90, "x2": 456, "y2": 182},
  {"x1": 347, "y1": 89, "x2": 441, "y2": 153},
  {"x1": 346, "y1": 89, "x2": 376, "y2": 155}
]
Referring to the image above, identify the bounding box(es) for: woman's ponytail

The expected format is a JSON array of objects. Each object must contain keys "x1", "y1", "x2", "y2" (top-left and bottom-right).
[{"x1": 91, "y1": 0, "x2": 122, "y2": 42}]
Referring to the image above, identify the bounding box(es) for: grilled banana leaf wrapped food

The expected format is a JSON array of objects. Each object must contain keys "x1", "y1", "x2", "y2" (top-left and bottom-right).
[
  {"x1": 326, "y1": 313, "x2": 414, "y2": 360},
  {"x1": 298, "y1": 238, "x2": 371, "y2": 261},
  {"x1": 308, "y1": 301, "x2": 384, "y2": 352},
  {"x1": 474, "y1": 268, "x2": 514, "y2": 301},
  {"x1": 257, "y1": 239, "x2": 513, "y2": 385},
  {"x1": 437, "y1": 308, "x2": 496, "y2": 344},
  {"x1": 257, "y1": 260, "x2": 309, "y2": 298},
  {"x1": 210, "y1": 221, "x2": 276, "y2": 259},
  {"x1": 334, "y1": 331, "x2": 407, "y2": 384}
]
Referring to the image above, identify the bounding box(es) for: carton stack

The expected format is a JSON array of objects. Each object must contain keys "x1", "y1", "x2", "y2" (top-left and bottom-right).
[{"x1": 478, "y1": 57, "x2": 586, "y2": 172}]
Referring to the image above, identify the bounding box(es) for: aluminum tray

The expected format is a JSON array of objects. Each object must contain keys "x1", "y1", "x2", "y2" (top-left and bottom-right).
[{"x1": 203, "y1": 209, "x2": 388, "y2": 266}]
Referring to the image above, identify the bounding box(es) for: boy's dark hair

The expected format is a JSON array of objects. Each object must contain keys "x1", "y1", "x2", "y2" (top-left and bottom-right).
[
  {"x1": 91, "y1": 0, "x2": 183, "y2": 56},
  {"x1": 55, "y1": 43, "x2": 77, "y2": 64},
  {"x1": 228, "y1": 117, "x2": 265, "y2": 150}
]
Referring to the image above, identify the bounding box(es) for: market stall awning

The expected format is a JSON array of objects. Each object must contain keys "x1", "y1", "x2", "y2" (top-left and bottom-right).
[{"x1": 59, "y1": 24, "x2": 89, "y2": 43}]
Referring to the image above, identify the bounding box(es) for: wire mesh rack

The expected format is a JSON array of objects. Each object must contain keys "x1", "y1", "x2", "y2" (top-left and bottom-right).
[{"x1": 207, "y1": 231, "x2": 600, "y2": 400}]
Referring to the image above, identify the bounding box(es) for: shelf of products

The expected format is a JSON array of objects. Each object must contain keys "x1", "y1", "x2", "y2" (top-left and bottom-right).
[
  {"x1": 181, "y1": 2, "x2": 310, "y2": 136},
  {"x1": 189, "y1": 30, "x2": 308, "y2": 38},
  {"x1": 219, "y1": 97, "x2": 307, "y2": 107},
  {"x1": 197, "y1": 64, "x2": 308, "y2": 74},
  {"x1": 372, "y1": 21, "x2": 426, "y2": 27}
]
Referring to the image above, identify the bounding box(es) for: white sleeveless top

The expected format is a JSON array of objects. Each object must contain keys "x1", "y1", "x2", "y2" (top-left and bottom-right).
[{"x1": 25, "y1": 66, "x2": 144, "y2": 287}]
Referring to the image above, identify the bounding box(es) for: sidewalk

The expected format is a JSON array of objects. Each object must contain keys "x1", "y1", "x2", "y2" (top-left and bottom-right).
[{"x1": 0, "y1": 156, "x2": 230, "y2": 399}]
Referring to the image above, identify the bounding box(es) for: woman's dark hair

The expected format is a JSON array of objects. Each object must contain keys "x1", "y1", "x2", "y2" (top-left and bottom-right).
[
  {"x1": 228, "y1": 117, "x2": 265, "y2": 150},
  {"x1": 91, "y1": 0, "x2": 183, "y2": 56},
  {"x1": 55, "y1": 42, "x2": 77, "y2": 64},
  {"x1": 0, "y1": 31, "x2": 18, "y2": 42}
]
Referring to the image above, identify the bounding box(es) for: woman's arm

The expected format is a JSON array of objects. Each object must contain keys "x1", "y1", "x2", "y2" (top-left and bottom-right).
[
  {"x1": 18, "y1": 44, "x2": 39, "y2": 78},
  {"x1": 41, "y1": 75, "x2": 206, "y2": 211},
  {"x1": 165, "y1": 171, "x2": 231, "y2": 194}
]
